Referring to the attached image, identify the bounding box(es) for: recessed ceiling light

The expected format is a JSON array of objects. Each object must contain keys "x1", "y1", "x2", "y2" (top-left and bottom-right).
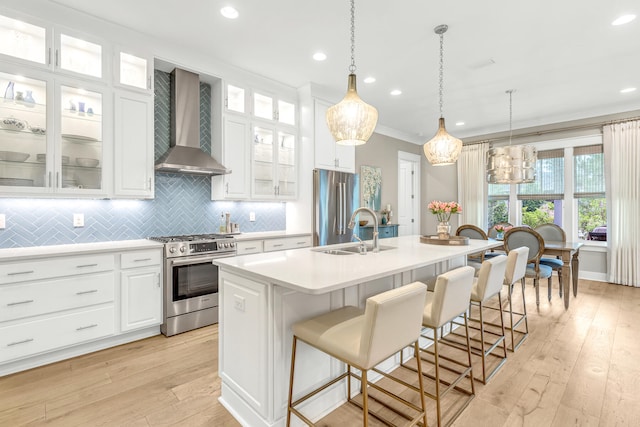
[
  {"x1": 390, "y1": 89, "x2": 402, "y2": 96},
  {"x1": 455, "y1": 121, "x2": 465, "y2": 126},
  {"x1": 220, "y1": 6, "x2": 239, "y2": 19},
  {"x1": 312, "y1": 52, "x2": 327, "y2": 61},
  {"x1": 620, "y1": 87, "x2": 637, "y2": 93},
  {"x1": 612, "y1": 14, "x2": 636, "y2": 25},
  {"x1": 363, "y1": 77, "x2": 376, "y2": 84}
]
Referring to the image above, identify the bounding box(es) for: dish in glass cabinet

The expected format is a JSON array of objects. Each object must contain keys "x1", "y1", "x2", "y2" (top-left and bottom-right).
[
  {"x1": 0, "y1": 117, "x2": 28, "y2": 131},
  {"x1": 36, "y1": 154, "x2": 69, "y2": 164},
  {"x1": 0, "y1": 151, "x2": 30, "y2": 162},
  {"x1": 0, "y1": 177, "x2": 34, "y2": 186},
  {"x1": 61, "y1": 134, "x2": 99, "y2": 143},
  {"x1": 30, "y1": 126, "x2": 46, "y2": 135},
  {"x1": 75, "y1": 157, "x2": 99, "y2": 168}
]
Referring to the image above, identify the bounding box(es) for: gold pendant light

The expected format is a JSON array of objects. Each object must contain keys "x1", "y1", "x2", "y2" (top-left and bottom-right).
[
  {"x1": 424, "y1": 24, "x2": 462, "y2": 165},
  {"x1": 486, "y1": 90, "x2": 537, "y2": 184},
  {"x1": 326, "y1": 0, "x2": 378, "y2": 146}
]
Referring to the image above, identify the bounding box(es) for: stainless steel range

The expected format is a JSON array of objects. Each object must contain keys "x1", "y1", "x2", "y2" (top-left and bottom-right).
[{"x1": 149, "y1": 233, "x2": 236, "y2": 336}]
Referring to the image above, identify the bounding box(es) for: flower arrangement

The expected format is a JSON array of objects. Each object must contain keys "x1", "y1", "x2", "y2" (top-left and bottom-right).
[
  {"x1": 427, "y1": 200, "x2": 462, "y2": 222},
  {"x1": 494, "y1": 224, "x2": 512, "y2": 233}
]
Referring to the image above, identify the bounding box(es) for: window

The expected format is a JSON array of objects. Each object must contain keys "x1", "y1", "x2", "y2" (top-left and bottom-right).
[
  {"x1": 517, "y1": 149, "x2": 564, "y2": 228},
  {"x1": 574, "y1": 145, "x2": 606, "y2": 241},
  {"x1": 488, "y1": 183, "x2": 509, "y2": 228}
]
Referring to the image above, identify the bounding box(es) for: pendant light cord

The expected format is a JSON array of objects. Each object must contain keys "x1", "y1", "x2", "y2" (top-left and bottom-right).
[
  {"x1": 438, "y1": 31, "x2": 444, "y2": 118},
  {"x1": 349, "y1": 0, "x2": 356, "y2": 73},
  {"x1": 507, "y1": 89, "x2": 514, "y2": 146}
]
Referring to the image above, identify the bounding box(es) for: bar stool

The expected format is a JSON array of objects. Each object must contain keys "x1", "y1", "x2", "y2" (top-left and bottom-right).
[
  {"x1": 502, "y1": 246, "x2": 530, "y2": 351},
  {"x1": 455, "y1": 224, "x2": 489, "y2": 274},
  {"x1": 403, "y1": 266, "x2": 476, "y2": 427},
  {"x1": 287, "y1": 282, "x2": 428, "y2": 426}
]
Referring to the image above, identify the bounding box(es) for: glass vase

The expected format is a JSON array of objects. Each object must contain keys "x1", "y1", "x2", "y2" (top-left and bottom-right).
[
  {"x1": 496, "y1": 231, "x2": 505, "y2": 240},
  {"x1": 437, "y1": 221, "x2": 451, "y2": 239}
]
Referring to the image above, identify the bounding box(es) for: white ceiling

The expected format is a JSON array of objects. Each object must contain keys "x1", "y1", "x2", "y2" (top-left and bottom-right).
[{"x1": 49, "y1": 0, "x2": 640, "y2": 141}]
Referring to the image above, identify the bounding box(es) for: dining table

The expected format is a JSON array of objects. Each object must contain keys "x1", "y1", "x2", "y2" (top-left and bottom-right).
[
  {"x1": 493, "y1": 239, "x2": 584, "y2": 309},
  {"x1": 541, "y1": 240, "x2": 584, "y2": 309}
]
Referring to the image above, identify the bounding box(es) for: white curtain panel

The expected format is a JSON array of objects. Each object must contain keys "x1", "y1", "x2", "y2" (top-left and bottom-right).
[
  {"x1": 603, "y1": 120, "x2": 640, "y2": 286},
  {"x1": 457, "y1": 143, "x2": 488, "y2": 228}
]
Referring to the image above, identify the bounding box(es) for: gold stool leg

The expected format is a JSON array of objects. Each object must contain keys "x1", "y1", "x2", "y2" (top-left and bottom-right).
[
  {"x1": 361, "y1": 369, "x2": 369, "y2": 426},
  {"x1": 286, "y1": 336, "x2": 297, "y2": 427},
  {"x1": 464, "y1": 313, "x2": 476, "y2": 396},
  {"x1": 414, "y1": 341, "x2": 428, "y2": 427}
]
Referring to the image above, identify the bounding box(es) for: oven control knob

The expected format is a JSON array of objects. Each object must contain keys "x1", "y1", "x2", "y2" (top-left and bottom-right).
[
  {"x1": 169, "y1": 247, "x2": 177, "y2": 254},
  {"x1": 179, "y1": 246, "x2": 186, "y2": 253},
  {"x1": 230, "y1": 242, "x2": 235, "y2": 248},
  {"x1": 224, "y1": 243, "x2": 229, "y2": 248}
]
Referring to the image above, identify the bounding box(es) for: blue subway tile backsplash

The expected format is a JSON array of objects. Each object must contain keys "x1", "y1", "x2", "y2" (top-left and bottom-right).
[{"x1": 0, "y1": 70, "x2": 286, "y2": 248}]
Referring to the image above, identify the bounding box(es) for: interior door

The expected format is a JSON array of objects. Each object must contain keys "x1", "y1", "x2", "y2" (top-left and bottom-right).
[{"x1": 397, "y1": 152, "x2": 421, "y2": 236}]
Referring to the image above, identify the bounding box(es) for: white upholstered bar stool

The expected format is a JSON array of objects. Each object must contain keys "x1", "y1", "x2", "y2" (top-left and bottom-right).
[
  {"x1": 287, "y1": 282, "x2": 428, "y2": 427},
  {"x1": 502, "y1": 247, "x2": 530, "y2": 351},
  {"x1": 404, "y1": 266, "x2": 476, "y2": 427}
]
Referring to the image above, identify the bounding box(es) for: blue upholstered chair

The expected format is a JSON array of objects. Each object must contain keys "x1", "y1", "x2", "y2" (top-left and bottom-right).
[
  {"x1": 534, "y1": 223, "x2": 566, "y2": 297},
  {"x1": 503, "y1": 227, "x2": 553, "y2": 306}
]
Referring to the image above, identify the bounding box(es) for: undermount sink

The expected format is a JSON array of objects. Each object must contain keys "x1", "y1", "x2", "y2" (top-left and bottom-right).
[{"x1": 313, "y1": 245, "x2": 396, "y2": 255}]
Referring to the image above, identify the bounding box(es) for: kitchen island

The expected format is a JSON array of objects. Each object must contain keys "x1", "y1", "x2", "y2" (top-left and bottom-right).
[{"x1": 213, "y1": 235, "x2": 502, "y2": 427}]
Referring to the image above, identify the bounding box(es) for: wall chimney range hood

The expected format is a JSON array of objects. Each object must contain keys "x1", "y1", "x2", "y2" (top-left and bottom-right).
[{"x1": 155, "y1": 68, "x2": 230, "y2": 175}]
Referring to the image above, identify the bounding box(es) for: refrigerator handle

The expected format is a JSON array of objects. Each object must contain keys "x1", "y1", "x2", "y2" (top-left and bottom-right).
[
  {"x1": 341, "y1": 182, "x2": 347, "y2": 234},
  {"x1": 336, "y1": 183, "x2": 343, "y2": 234}
]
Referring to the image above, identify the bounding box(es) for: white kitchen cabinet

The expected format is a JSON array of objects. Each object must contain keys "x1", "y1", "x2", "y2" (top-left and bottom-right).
[
  {"x1": 224, "y1": 83, "x2": 247, "y2": 114},
  {"x1": 54, "y1": 27, "x2": 105, "y2": 81},
  {"x1": 314, "y1": 98, "x2": 355, "y2": 173},
  {"x1": 252, "y1": 124, "x2": 297, "y2": 200},
  {"x1": 114, "y1": 48, "x2": 152, "y2": 93},
  {"x1": 0, "y1": 11, "x2": 48, "y2": 68},
  {"x1": 113, "y1": 90, "x2": 154, "y2": 198},
  {"x1": 236, "y1": 240, "x2": 264, "y2": 255},
  {"x1": 120, "y1": 249, "x2": 162, "y2": 332},
  {"x1": 212, "y1": 115, "x2": 250, "y2": 200},
  {"x1": 263, "y1": 235, "x2": 312, "y2": 252}
]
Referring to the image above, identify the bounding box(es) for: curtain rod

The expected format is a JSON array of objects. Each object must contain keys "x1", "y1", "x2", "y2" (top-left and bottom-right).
[{"x1": 463, "y1": 115, "x2": 640, "y2": 146}]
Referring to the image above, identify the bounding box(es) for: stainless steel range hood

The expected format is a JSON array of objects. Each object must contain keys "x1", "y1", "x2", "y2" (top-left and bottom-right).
[{"x1": 155, "y1": 68, "x2": 230, "y2": 175}]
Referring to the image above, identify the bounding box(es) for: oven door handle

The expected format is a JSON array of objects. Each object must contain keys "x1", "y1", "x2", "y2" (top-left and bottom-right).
[{"x1": 169, "y1": 254, "x2": 234, "y2": 266}]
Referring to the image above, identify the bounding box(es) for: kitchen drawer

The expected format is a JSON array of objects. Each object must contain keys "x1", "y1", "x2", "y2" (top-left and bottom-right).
[
  {"x1": 0, "y1": 271, "x2": 115, "y2": 322},
  {"x1": 121, "y1": 249, "x2": 162, "y2": 269},
  {"x1": 0, "y1": 306, "x2": 115, "y2": 363},
  {"x1": 236, "y1": 240, "x2": 263, "y2": 255},
  {"x1": 263, "y1": 235, "x2": 312, "y2": 252},
  {"x1": 0, "y1": 254, "x2": 115, "y2": 285}
]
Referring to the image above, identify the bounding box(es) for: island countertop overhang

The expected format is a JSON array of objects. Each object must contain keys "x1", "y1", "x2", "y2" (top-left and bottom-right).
[{"x1": 213, "y1": 235, "x2": 502, "y2": 295}]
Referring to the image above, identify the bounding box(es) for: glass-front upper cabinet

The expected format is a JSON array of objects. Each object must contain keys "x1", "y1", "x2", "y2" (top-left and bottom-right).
[
  {"x1": 56, "y1": 31, "x2": 103, "y2": 79},
  {"x1": 252, "y1": 91, "x2": 296, "y2": 126},
  {"x1": 0, "y1": 70, "x2": 49, "y2": 191},
  {"x1": 251, "y1": 125, "x2": 296, "y2": 199},
  {"x1": 115, "y1": 49, "x2": 152, "y2": 92},
  {"x1": 58, "y1": 84, "x2": 103, "y2": 193},
  {"x1": 0, "y1": 13, "x2": 47, "y2": 67},
  {"x1": 225, "y1": 83, "x2": 246, "y2": 114}
]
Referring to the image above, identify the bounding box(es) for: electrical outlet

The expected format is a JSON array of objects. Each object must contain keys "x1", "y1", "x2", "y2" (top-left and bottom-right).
[
  {"x1": 73, "y1": 213, "x2": 84, "y2": 227},
  {"x1": 234, "y1": 294, "x2": 245, "y2": 312},
  {"x1": 249, "y1": 212, "x2": 256, "y2": 222},
  {"x1": 0, "y1": 214, "x2": 5, "y2": 229}
]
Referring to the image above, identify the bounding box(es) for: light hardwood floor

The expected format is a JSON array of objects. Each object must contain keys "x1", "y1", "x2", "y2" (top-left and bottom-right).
[{"x1": 2, "y1": 279, "x2": 640, "y2": 426}]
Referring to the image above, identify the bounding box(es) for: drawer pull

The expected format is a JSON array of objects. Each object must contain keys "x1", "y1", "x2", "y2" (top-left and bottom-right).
[
  {"x1": 76, "y1": 290, "x2": 98, "y2": 295},
  {"x1": 273, "y1": 244, "x2": 284, "y2": 247},
  {"x1": 7, "y1": 270, "x2": 35, "y2": 276},
  {"x1": 76, "y1": 263, "x2": 99, "y2": 268},
  {"x1": 76, "y1": 324, "x2": 98, "y2": 331},
  {"x1": 133, "y1": 258, "x2": 152, "y2": 262},
  {"x1": 7, "y1": 338, "x2": 34, "y2": 347},
  {"x1": 7, "y1": 299, "x2": 34, "y2": 306},
  {"x1": 245, "y1": 246, "x2": 257, "y2": 250},
  {"x1": 296, "y1": 241, "x2": 307, "y2": 245}
]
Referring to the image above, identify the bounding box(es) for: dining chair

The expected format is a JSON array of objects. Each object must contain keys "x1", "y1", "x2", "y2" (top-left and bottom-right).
[
  {"x1": 534, "y1": 223, "x2": 566, "y2": 297},
  {"x1": 503, "y1": 227, "x2": 553, "y2": 306},
  {"x1": 456, "y1": 224, "x2": 489, "y2": 272}
]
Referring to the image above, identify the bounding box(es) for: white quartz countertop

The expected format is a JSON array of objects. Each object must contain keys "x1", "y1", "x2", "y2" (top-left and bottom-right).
[
  {"x1": 0, "y1": 239, "x2": 164, "y2": 261},
  {"x1": 232, "y1": 231, "x2": 311, "y2": 241},
  {"x1": 214, "y1": 235, "x2": 502, "y2": 295}
]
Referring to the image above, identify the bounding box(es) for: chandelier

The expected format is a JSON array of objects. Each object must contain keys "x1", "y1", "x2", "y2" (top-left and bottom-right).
[
  {"x1": 486, "y1": 90, "x2": 537, "y2": 184},
  {"x1": 423, "y1": 24, "x2": 462, "y2": 165},
  {"x1": 326, "y1": 0, "x2": 378, "y2": 146}
]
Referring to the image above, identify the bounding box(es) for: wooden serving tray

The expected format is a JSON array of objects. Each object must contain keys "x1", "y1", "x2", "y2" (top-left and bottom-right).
[{"x1": 419, "y1": 235, "x2": 470, "y2": 245}]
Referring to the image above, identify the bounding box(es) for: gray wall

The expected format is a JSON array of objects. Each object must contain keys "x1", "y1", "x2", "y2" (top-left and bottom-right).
[{"x1": 355, "y1": 133, "x2": 421, "y2": 224}]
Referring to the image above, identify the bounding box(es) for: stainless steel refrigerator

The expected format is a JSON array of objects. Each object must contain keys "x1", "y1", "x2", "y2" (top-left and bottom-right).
[{"x1": 313, "y1": 168, "x2": 360, "y2": 246}]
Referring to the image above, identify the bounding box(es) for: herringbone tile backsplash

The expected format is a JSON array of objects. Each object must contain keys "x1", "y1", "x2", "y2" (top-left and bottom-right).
[{"x1": 0, "y1": 70, "x2": 287, "y2": 248}]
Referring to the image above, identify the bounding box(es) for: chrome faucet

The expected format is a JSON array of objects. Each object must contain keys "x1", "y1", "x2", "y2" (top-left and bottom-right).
[{"x1": 348, "y1": 207, "x2": 379, "y2": 253}]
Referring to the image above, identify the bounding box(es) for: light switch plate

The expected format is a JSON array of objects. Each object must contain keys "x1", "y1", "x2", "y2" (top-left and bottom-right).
[
  {"x1": 0, "y1": 214, "x2": 5, "y2": 229},
  {"x1": 73, "y1": 213, "x2": 84, "y2": 227}
]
